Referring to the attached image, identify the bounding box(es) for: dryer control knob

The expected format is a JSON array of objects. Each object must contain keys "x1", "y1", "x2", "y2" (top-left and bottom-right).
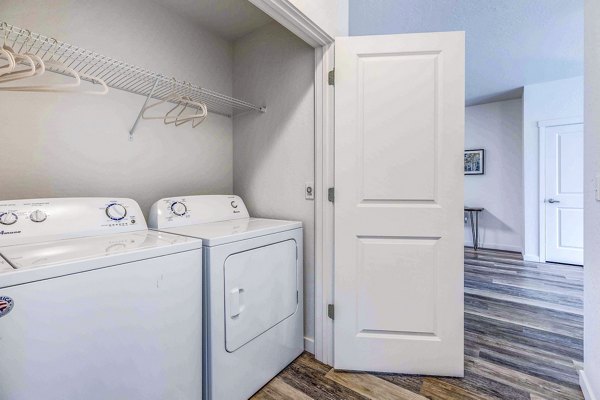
[
  {"x1": 0, "y1": 212, "x2": 18, "y2": 225},
  {"x1": 106, "y1": 203, "x2": 127, "y2": 221},
  {"x1": 171, "y1": 202, "x2": 187, "y2": 216},
  {"x1": 29, "y1": 209, "x2": 47, "y2": 223}
]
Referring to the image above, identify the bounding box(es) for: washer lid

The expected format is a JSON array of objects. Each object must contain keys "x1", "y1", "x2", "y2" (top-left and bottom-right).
[
  {"x1": 0, "y1": 230, "x2": 202, "y2": 274},
  {"x1": 158, "y1": 218, "x2": 302, "y2": 246}
]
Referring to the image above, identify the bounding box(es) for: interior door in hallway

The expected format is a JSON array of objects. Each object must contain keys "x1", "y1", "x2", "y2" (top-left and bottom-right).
[
  {"x1": 334, "y1": 32, "x2": 465, "y2": 375},
  {"x1": 544, "y1": 123, "x2": 584, "y2": 265}
]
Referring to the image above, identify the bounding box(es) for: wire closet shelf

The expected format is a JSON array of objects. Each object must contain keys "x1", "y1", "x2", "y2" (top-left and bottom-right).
[{"x1": 1, "y1": 23, "x2": 266, "y2": 119}]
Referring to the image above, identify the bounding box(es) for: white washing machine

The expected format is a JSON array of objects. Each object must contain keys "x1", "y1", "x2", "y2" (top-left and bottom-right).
[
  {"x1": 149, "y1": 195, "x2": 303, "y2": 400},
  {"x1": 0, "y1": 198, "x2": 204, "y2": 400}
]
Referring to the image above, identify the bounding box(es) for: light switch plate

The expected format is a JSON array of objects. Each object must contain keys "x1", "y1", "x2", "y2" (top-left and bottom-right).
[{"x1": 305, "y1": 182, "x2": 315, "y2": 200}]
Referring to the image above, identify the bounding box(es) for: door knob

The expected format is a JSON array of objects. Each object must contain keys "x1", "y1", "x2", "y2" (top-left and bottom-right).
[{"x1": 547, "y1": 199, "x2": 561, "y2": 203}]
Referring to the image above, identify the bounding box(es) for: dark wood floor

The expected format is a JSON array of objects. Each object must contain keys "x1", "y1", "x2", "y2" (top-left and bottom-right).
[{"x1": 253, "y1": 248, "x2": 584, "y2": 400}]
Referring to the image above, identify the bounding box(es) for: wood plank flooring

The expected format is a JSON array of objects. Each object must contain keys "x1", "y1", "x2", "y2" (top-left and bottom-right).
[{"x1": 253, "y1": 248, "x2": 584, "y2": 400}]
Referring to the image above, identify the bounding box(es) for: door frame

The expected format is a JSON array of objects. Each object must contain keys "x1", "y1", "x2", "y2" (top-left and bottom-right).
[
  {"x1": 537, "y1": 116, "x2": 583, "y2": 263},
  {"x1": 248, "y1": 0, "x2": 336, "y2": 365}
]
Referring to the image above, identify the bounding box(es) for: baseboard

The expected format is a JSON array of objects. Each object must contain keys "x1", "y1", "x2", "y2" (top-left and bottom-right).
[
  {"x1": 580, "y1": 370, "x2": 598, "y2": 400},
  {"x1": 523, "y1": 253, "x2": 541, "y2": 262},
  {"x1": 464, "y1": 241, "x2": 523, "y2": 253},
  {"x1": 304, "y1": 336, "x2": 315, "y2": 354}
]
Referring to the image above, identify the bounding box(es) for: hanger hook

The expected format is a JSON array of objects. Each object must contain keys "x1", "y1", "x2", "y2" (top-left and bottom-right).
[
  {"x1": 27, "y1": 32, "x2": 39, "y2": 54},
  {"x1": 1, "y1": 22, "x2": 8, "y2": 47},
  {"x1": 11, "y1": 28, "x2": 25, "y2": 48},
  {"x1": 17, "y1": 29, "x2": 31, "y2": 53},
  {"x1": 47, "y1": 37, "x2": 58, "y2": 60},
  {"x1": 181, "y1": 81, "x2": 189, "y2": 97}
]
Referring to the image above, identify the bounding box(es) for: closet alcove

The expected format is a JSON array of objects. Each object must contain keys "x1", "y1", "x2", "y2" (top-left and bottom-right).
[{"x1": 0, "y1": 0, "x2": 316, "y2": 352}]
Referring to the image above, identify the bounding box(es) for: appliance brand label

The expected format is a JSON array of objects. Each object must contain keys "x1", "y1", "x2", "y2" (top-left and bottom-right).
[
  {"x1": 0, "y1": 296, "x2": 14, "y2": 318},
  {"x1": 0, "y1": 230, "x2": 21, "y2": 235}
]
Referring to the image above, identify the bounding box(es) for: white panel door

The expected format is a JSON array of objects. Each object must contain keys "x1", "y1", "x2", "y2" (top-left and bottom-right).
[
  {"x1": 544, "y1": 124, "x2": 584, "y2": 265},
  {"x1": 334, "y1": 32, "x2": 465, "y2": 375}
]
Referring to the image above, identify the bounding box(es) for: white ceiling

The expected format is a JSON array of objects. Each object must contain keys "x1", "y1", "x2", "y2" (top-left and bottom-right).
[
  {"x1": 157, "y1": 0, "x2": 273, "y2": 41},
  {"x1": 349, "y1": 0, "x2": 584, "y2": 106}
]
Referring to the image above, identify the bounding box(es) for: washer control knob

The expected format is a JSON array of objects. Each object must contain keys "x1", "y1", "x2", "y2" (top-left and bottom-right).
[
  {"x1": 29, "y1": 209, "x2": 47, "y2": 223},
  {"x1": 106, "y1": 203, "x2": 127, "y2": 221},
  {"x1": 0, "y1": 212, "x2": 18, "y2": 225},
  {"x1": 171, "y1": 202, "x2": 187, "y2": 216},
  {"x1": 230, "y1": 201, "x2": 238, "y2": 209}
]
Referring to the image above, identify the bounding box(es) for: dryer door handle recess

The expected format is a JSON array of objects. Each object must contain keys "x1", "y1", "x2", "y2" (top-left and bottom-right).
[{"x1": 229, "y1": 288, "x2": 245, "y2": 318}]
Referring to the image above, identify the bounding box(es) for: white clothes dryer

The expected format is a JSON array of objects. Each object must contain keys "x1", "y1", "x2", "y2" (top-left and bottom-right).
[
  {"x1": 149, "y1": 195, "x2": 303, "y2": 400},
  {"x1": 0, "y1": 198, "x2": 203, "y2": 400}
]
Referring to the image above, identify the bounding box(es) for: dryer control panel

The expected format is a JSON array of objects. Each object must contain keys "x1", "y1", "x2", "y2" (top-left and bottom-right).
[
  {"x1": 0, "y1": 198, "x2": 147, "y2": 246},
  {"x1": 149, "y1": 195, "x2": 250, "y2": 229}
]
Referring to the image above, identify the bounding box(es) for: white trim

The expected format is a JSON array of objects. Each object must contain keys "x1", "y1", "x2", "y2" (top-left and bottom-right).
[
  {"x1": 538, "y1": 123, "x2": 547, "y2": 263},
  {"x1": 581, "y1": 370, "x2": 598, "y2": 400},
  {"x1": 249, "y1": 0, "x2": 336, "y2": 367},
  {"x1": 537, "y1": 116, "x2": 583, "y2": 263},
  {"x1": 304, "y1": 336, "x2": 315, "y2": 354},
  {"x1": 523, "y1": 254, "x2": 541, "y2": 262},
  {"x1": 538, "y1": 116, "x2": 584, "y2": 128},
  {"x1": 464, "y1": 242, "x2": 522, "y2": 253},
  {"x1": 314, "y1": 44, "x2": 335, "y2": 366},
  {"x1": 248, "y1": 0, "x2": 334, "y2": 48}
]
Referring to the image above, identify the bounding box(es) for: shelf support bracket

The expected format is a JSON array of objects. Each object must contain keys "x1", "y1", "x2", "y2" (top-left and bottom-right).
[{"x1": 129, "y1": 77, "x2": 161, "y2": 141}]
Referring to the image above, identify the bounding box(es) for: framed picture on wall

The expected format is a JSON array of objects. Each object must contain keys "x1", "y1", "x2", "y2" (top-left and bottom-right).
[{"x1": 464, "y1": 149, "x2": 485, "y2": 175}]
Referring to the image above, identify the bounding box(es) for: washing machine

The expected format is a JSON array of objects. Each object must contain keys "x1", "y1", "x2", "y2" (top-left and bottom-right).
[
  {"x1": 0, "y1": 198, "x2": 204, "y2": 400},
  {"x1": 148, "y1": 195, "x2": 303, "y2": 400}
]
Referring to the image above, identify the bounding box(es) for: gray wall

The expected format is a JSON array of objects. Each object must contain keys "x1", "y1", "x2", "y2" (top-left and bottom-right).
[
  {"x1": 464, "y1": 99, "x2": 523, "y2": 252},
  {"x1": 584, "y1": 0, "x2": 600, "y2": 396},
  {"x1": 232, "y1": 22, "x2": 315, "y2": 346},
  {"x1": 0, "y1": 0, "x2": 234, "y2": 215}
]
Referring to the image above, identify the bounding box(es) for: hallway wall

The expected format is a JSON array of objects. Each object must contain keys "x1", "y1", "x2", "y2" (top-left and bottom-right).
[{"x1": 464, "y1": 99, "x2": 523, "y2": 252}]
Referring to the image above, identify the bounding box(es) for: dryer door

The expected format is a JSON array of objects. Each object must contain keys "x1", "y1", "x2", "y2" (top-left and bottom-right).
[{"x1": 224, "y1": 239, "x2": 298, "y2": 352}]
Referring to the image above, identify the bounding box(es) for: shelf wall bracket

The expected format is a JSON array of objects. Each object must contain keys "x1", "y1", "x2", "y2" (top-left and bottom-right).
[{"x1": 129, "y1": 77, "x2": 161, "y2": 141}]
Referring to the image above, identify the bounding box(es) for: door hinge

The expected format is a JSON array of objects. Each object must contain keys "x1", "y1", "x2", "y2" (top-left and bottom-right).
[
  {"x1": 328, "y1": 187, "x2": 335, "y2": 203},
  {"x1": 327, "y1": 304, "x2": 334, "y2": 320},
  {"x1": 328, "y1": 69, "x2": 335, "y2": 86}
]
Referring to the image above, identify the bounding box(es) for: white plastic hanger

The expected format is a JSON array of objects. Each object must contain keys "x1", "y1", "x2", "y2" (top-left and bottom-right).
[
  {"x1": 0, "y1": 46, "x2": 15, "y2": 77},
  {"x1": 78, "y1": 73, "x2": 108, "y2": 95},
  {"x1": 0, "y1": 37, "x2": 82, "y2": 91},
  {"x1": 142, "y1": 78, "x2": 184, "y2": 119},
  {"x1": 24, "y1": 36, "x2": 106, "y2": 95},
  {"x1": 162, "y1": 83, "x2": 208, "y2": 127},
  {"x1": 0, "y1": 23, "x2": 17, "y2": 77},
  {"x1": 163, "y1": 96, "x2": 208, "y2": 127},
  {"x1": 175, "y1": 99, "x2": 207, "y2": 127},
  {"x1": 0, "y1": 30, "x2": 41, "y2": 82}
]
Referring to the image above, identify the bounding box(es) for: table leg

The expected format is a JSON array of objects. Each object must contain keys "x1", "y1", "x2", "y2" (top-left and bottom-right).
[
  {"x1": 474, "y1": 211, "x2": 479, "y2": 251},
  {"x1": 469, "y1": 211, "x2": 477, "y2": 250}
]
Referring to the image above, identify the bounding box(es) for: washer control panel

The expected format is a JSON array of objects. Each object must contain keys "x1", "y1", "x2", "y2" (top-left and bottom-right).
[
  {"x1": 0, "y1": 198, "x2": 147, "y2": 246},
  {"x1": 148, "y1": 195, "x2": 249, "y2": 229}
]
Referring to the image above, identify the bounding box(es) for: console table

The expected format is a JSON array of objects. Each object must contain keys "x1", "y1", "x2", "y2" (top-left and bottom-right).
[{"x1": 465, "y1": 207, "x2": 484, "y2": 250}]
